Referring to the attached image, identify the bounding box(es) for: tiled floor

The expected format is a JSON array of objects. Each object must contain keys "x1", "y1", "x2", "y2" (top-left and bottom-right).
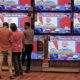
[{"x1": 0, "y1": 71, "x2": 80, "y2": 80}]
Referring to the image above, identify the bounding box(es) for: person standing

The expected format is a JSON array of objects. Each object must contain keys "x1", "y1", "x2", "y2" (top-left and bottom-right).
[
  {"x1": 10, "y1": 23, "x2": 25, "y2": 77},
  {"x1": 0, "y1": 22, "x2": 14, "y2": 79},
  {"x1": 22, "y1": 22, "x2": 34, "y2": 73}
]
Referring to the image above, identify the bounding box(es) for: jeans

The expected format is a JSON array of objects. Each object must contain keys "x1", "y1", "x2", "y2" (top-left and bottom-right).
[
  {"x1": 22, "y1": 44, "x2": 33, "y2": 71},
  {"x1": 12, "y1": 52, "x2": 23, "y2": 75}
]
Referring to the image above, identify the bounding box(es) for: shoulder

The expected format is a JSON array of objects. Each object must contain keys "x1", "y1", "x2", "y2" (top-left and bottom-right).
[
  {"x1": 8, "y1": 29, "x2": 12, "y2": 34},
  {"x1": 24, "y1": 30, "x2": 28, "y2": 34},
  {"x1": 18, "y1": 30, "x2": 22, "y2": 33},
  {"x1": 18, "y1": 30, "x2": 24, "y2": 35},
  {"x1": 17, "y1": 30, "x2": 22, "y2": 34},
  {"x1": 31, "y1": 29, "x2": 34, "y2": 33}
]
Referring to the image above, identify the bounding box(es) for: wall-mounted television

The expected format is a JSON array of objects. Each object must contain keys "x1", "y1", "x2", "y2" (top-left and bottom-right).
[
  {"x1": 35, "y1": 13, "x2": 71, "y2": 34},
  {"x1": 35, "y1": 0, "x2": 71, "y2": 11},
  {"x1": 0, "y1": 0, "x2": 31, "y2": 11},
  {"x1": 48, "y1": 36, "x2": 80, "y2": 60},
  {"x1": 74, "y1": 13, "x2": 80, "y2": 33},
  {"x1": 0, "y1": 13, "x2": 29, "y2": 31},
  {"x1": 74, "y1": 0, "x2": 80, "y2": 11}
]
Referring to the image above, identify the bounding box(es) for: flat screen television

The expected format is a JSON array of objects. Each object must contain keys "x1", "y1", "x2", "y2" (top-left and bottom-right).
[
  {"x1": 74, "y1": 0, "x2": 80, "y2": 11},
  {"x1": 74, "y1": 13, "x2": 80, "y2": 33},
  {"x1": 0, "y1": 0, "x2": 31, "y2": 11},
  {"x1": 0, "y1": 13, "x2": 29, "y2": 31},
  {"x1": 35, "y1": 0, "x2": 71, "y2": 11},
  {"x1": 48, "y1": 36, "x2": 80, "y2": 60},
  {"x1": 35, "y1": 13, "x2": 71, "y2": 34}
]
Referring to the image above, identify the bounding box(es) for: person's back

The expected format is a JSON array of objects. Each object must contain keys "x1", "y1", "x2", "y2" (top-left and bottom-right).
[
  {"x1": 22, "y1": 22, "x2": 34, "y2": 73},
  {"x1": 12, "y1": 30, "x2": 24, "y2": 52},
  {"x1": 24, "y1": 28, "x2": 34, "y2": 45},
  {"x1": 0, "y1": 22, "x2": 14, "y2": 79},
  {"x1": 0, "y1": 27, "x2": 12, "y2": 51},
  {"x1": 10, "y1": 23, "x2": 24, "y2": 76}
]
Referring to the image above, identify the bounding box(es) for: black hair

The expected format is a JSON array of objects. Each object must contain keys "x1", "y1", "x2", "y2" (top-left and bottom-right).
[
  {"x1": 10, "y1": 23, "x2": 17, "y2": 32},
  {"x1": 3, "y1": 22, "x2": 9, "y2": 28},
  {"x1": 25, "y1": 22, "x2": 30, "y2": 27}
]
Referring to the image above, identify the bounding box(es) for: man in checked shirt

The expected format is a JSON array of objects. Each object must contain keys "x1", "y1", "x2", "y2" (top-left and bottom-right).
[{"x1": 0, "y1": 22, "x2": 14, "y2": 79}]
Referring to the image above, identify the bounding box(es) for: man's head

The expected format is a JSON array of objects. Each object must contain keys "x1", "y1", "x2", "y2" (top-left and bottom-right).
[
  {"x1": 10, "y1": 23, "x2": 17, "y2": 32},
  {"x1": 3, "y1": 22, "x2": 9, "y2": 28},
  {"x1": 62, "y1": 41, "x2": 68, "y2": 48},
  {"x1": 24, "y1": 22, "x2": 30, "y2": 30}
]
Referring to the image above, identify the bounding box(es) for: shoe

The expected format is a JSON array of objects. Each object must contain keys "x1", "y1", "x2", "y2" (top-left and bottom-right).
[
  {"x1": 9, "y1": 76, "x2": 15, "y2": 79},
  {"x1": 25, "y1": 70, "x2": 30, "y2": 73},
  {"x1": 20, "y1": 72, "x2": 23, "y2": 75}
]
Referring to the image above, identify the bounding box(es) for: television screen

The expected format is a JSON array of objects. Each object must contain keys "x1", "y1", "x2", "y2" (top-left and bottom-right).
[
  {"x1": 0, "y1": 0, "x2": 31, "y2": 11},
  {"x1": 74, "y1": 13, "x2": 80, "y2": 33},
  {"x1": 35, "y1": 0, "x2": 71, "y2": 11},
  {"x1": 0, "y1": 13, "x2": 29, "y2": 31},
  {"x1": 35, "y1": 13, "x2": 71, "y2": 34},
  {"x1": 31, "y1": 35, "x2": 44, "y2": 59},
  {"x1": 48, "y1": 36, "x2": 80, "y2": 60},
  {"x1": 74, "y1": 0, "x2": 80, "y2": 11}
]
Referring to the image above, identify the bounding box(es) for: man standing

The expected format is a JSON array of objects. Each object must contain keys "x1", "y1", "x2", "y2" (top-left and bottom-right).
[
  {"x1": 22, "y1": 22, "x2": 34, "y2": 73},
  {"x1": 0, "y1": 22, "x2": 14, "y2": 79},
  {"x1": 10, "y1": 23, "x2": 25, "y2": 77}
]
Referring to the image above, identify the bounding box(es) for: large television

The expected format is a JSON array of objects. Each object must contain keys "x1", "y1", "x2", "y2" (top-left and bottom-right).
[
  {"x1": 74, "y1": 0, "x2": 80, "y2": 11},
  {"x1": 31, "y1": 35, "x2": 44, "y2": 59},
  {"x1": 35, "y1": 0, "x2": 71, "y2": 11},
  {"x1": 74, "y1": 13, "x2": 80, "y2": 33},
  {"x1": 0, "y1": 0, "x2": 31, "y2": 11},
  {"x1": 35, "y1": 13, "x2": 71, "y2": 34},
  {"x1": 48, "y1": 36, "x2": 80, "y2": 60},
  {"x1": 0, "y1": 13, "x2": 29, "y2": 31}
]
